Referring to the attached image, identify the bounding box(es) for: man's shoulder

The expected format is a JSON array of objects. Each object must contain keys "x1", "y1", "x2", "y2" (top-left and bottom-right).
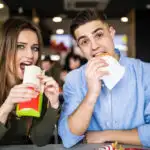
[
  {"x1": 123, "y1": 57, "x2": 150, "y2": 80},
  {"x1": 125, "y1": 56, "x2": 150, "y2": 68},
  {"x1": 124, "y1": 56, "x2": 139, "y2": 63},
  {"x1": 123, "y1": 56, "x2": 143, "y2": 68}
]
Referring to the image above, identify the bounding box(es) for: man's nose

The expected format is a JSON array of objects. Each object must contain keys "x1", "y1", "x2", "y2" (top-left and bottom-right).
[{"x1": 91, "y1": 38, "x2": 99, "y2": 51}]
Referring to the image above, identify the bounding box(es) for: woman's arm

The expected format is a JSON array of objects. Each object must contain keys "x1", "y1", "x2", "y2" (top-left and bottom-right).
[
  {"x1": 0, "y1": 102, "x2": 13, "y2": 139},
  {"x1": 0, "y1": 102, "x2": 13, "y2": 125},
  {"x1": 30, "y1": 75, "x2": 60, "y2": 146},
  {"x1": 30, "y1": 95, "x2": 60, "y2": 146},
  {"x1": 0, "y1": 83, "x2": 42, "y2": 141}
]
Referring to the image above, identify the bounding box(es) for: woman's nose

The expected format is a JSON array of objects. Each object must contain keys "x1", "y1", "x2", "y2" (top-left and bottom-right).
[{"x1": 26, "y1": 48, "x2": 34, "y2": 59}]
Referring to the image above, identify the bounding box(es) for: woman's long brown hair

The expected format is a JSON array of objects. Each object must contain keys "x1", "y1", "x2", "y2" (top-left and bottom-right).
[{"x1": 0, "y1": 18, "x2": 43, "y2": 106}]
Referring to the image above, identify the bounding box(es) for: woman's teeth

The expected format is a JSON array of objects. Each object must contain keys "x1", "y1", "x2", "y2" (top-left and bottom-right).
[{"x1": 20, "y1": 63, "x2": 32, "y2": 71}]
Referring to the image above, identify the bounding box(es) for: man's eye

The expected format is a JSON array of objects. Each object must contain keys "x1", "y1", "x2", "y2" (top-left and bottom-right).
[
  {"x1": 17, "y1": 44, "x2": 25, "y2": 49},
  {"x1": 80, "y1": 39, "x2": 89, "y2": 46},
  {"x1": 95, "y1": 32, "x2": 103, "y2": 39}
]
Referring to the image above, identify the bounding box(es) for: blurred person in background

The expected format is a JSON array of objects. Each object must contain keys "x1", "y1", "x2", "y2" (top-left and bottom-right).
[
  {"x1": 69, "y1": 54, "x2": 84, "y2": 70},
  {"x1": 41, "y1": 55, "x2": 53, "y2": 72},
  {"x1": 59, "y1": 9, "x2": 150, "y2": 148},
  {"x1": 60, "y1": 52, "x2": 87, "y2": 89},
  {"x1": 0, "y1": 18, "x2": 60, "y2": 146},
  {"x1": 41, "y1": 55, "x2": 61, "y2": 87},
  {"x1": 64, "y1": 50, "x2": 87, "y2": 72}
]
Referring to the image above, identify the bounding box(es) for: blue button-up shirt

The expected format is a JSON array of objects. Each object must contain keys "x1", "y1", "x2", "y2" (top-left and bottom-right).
[{"x1": 58, "y1": 52, "x2": 150, "y2": 148}]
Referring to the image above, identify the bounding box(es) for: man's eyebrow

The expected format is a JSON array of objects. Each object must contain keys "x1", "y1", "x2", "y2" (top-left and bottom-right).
[
  {"x1": 77, "y1": 35, "x2": 87, "y2": 43},
  {"x1": 92, "y1": 28, "x2": 103, "y2": 34}
]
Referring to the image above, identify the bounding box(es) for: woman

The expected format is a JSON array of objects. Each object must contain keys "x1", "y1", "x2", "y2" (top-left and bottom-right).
[{"x1": 0, "y1": 18, "x2": 60, "y2": 146}]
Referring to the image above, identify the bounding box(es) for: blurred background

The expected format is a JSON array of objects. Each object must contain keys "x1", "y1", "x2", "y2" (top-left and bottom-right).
[{"x1": 0, "y1": 0, "x2": 150, "y2": 88}]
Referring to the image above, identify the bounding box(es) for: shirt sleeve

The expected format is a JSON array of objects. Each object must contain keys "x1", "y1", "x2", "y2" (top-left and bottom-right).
[
  {"x1": 137, "y1": 62, "x2": 150, "y2": 147},
  {"x1": 30, "y1": 95, "x2": 59, "y2": 146},
  {"x1": 58, "y1": 72, "x2": 85, "y2": 148}
]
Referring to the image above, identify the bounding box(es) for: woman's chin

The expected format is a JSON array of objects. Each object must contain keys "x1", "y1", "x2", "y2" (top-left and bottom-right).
[
  {"x1": 18, "y1": 74, "x2": 23, "y2": 80},
  {"x1": 17, "y1": 71, "x2": 24, "y2": 80},
  {"x1": 20, "y1": 68, "x2": 25, "y2": 77}
]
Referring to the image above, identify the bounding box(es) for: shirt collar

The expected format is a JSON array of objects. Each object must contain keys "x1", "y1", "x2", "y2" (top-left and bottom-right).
[{"x1": 115, "y1": 48, "x2": 127, "y2": 66}]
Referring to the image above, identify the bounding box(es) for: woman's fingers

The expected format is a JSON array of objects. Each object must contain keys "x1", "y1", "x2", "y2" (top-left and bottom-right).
[{"x1": 8, "y1": 83, "x2": 40, "y2": 104}]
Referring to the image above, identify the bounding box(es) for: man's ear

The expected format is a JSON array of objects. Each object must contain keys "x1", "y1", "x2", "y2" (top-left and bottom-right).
[{"x1": 109, "y1": 26, "x2": 116, "y2": 39}]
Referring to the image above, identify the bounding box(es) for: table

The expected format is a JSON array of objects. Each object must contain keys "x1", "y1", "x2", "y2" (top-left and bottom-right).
[{"x1": 1, "y1": 144, "x2": 149, "y2": 150}]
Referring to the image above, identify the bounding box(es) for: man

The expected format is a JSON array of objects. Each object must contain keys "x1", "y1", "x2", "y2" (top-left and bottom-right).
[{"x1": 58, "y1": 9, "x2": 150, "y2": 148}]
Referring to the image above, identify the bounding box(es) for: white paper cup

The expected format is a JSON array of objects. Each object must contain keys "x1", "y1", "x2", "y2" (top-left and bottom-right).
[{"x1": 23, "y1": 65, "x2": 42, "y2": 88}]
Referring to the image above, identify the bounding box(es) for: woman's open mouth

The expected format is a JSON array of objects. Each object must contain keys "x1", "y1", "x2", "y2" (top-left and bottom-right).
[{"x1": 20, "y1": 62, "x2": 32, "y2": 76}]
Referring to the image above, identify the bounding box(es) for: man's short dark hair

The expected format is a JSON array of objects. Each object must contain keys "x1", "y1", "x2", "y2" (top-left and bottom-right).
[{"x1": 70, "y1": 9, "x2": 107, "y2": 39}]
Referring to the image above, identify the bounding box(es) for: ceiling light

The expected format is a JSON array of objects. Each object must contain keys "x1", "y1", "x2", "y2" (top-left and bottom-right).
[
  {"x1": 121, "y1": 17, "x2": 128, "y2": 23},
  {"x1": 50, "y1": 55, "x2": 60, "y2": 61},
  {"x1": 33, "y1": 16, "x2": 40, "y2": 24},
  {"x1": 56, "y1": 29, "x2": 64, "y2": 34},
  {"x1": 41, "y1": 55, "x2": 45, "y2": 60},
  {"x1": 0, "y1": 3, "x2": 4, "y2": 9},
  {"x1": 146, "y1": 4, "x2": 150, "y2": 9},
  {"x1": 18, "y1": 7, "x2": 23, "y2": 14},
  {"x1": 52, "y1": 17, "x2": 62, "y2": 23}
]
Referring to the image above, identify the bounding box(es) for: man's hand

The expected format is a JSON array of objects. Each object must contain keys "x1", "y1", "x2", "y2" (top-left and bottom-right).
[
  {"x1": 85, "y1": 129, "x2": 141, "y2": 146},
  {"x1": 86, "y1": 57, "x2": 109, "y2": 98}
]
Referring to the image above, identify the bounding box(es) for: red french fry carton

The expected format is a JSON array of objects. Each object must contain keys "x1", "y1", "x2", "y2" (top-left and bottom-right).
[{"x1": 16, "y1": 65, "x2": 44, "y2": 117}]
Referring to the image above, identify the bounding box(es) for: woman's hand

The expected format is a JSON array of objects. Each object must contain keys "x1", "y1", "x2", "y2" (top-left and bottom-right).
[
  {"x1": 37, "y1": 75, "x2": 59, "y2": 109},
  {"x1": 4, "y1": 83, "x2": 40, "y2": 112}
]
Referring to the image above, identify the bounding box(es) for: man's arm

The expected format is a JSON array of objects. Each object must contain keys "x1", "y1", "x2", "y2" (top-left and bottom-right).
[
  {"x1": 86, "y1": 128, "x2": 144, "y2": 146},
  {"x1": 68, "y1": 91, "x2": 98, "y2": 136},
  {"x1": 59, "y1": 58, "x2": 109, "y2": 148},
  {"x1": 108, "y1": 129, "x2": 141, "y2": 145},
  {"x1": 68, "y1": 57, "x2": 108, "y2": 136},
  {"x1": 110, "y1": 129, "x2": 141, "y2": 145},
  {"x1": 86, "y1": 111, "x2": 150, "y2": 147}
]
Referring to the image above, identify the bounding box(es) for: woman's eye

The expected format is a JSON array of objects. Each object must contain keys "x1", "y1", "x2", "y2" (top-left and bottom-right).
[
  {"x1": 31, "y1": 46, "x2": 39, "y2": 52},
  {"x1": 17, "y1": 44, "x2": 25, "y2": 49}
]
